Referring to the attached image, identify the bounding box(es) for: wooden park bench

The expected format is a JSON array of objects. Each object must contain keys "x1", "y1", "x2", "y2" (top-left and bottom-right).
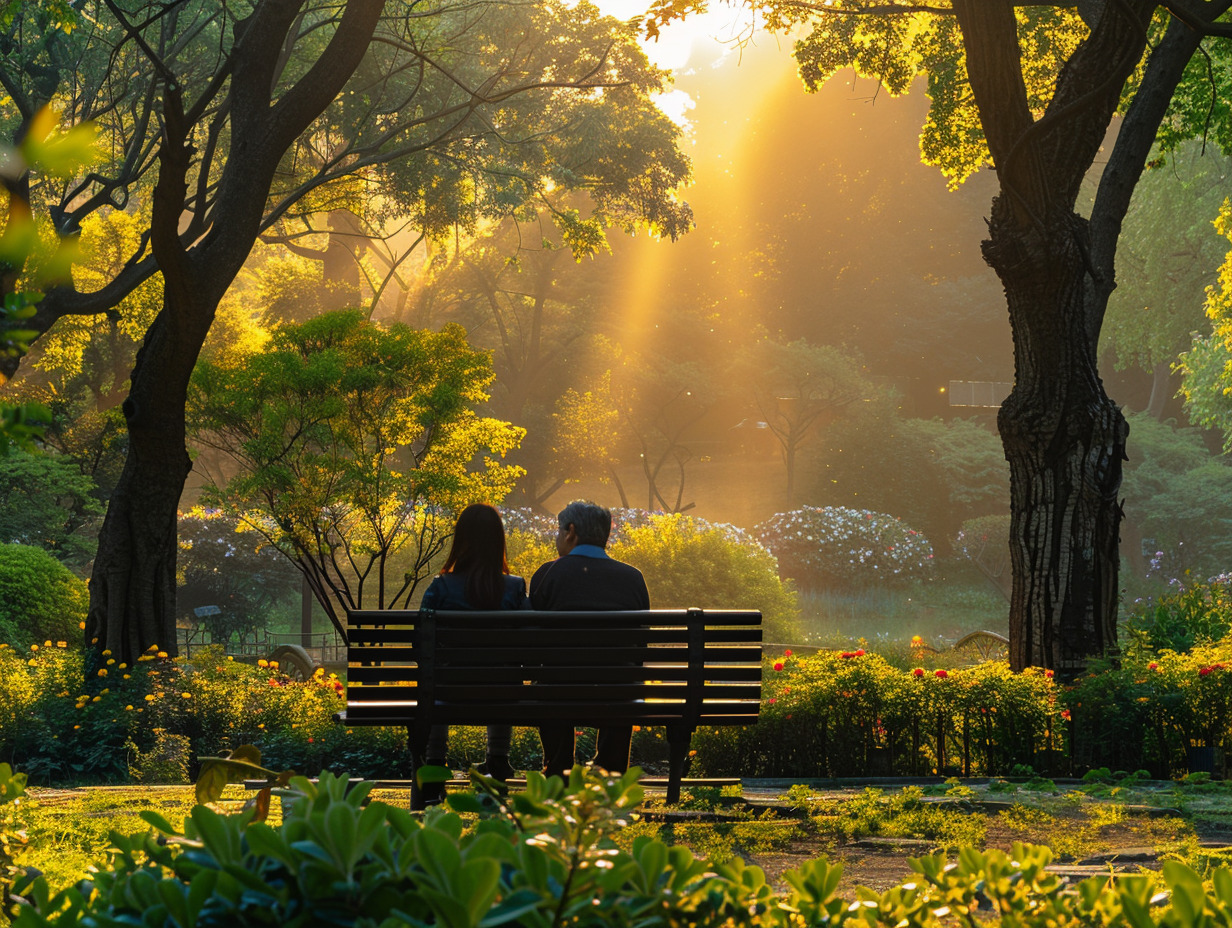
[{"x1": 337, "y1": 607, "x2": 763, "y2": 808}]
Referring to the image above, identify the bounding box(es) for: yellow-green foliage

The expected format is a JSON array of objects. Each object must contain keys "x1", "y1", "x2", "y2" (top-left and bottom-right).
[
  {"x1": 609, "y1": 513, "x2": 800, "y2": 642},
  {"x1": 505, "y1": 529, "x2": 556, "y2": 586}
]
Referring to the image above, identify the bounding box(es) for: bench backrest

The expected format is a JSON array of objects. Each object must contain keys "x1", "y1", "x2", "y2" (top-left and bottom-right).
[{"x1": 345, "y1": 608, "x2": 762, "y2": 728}]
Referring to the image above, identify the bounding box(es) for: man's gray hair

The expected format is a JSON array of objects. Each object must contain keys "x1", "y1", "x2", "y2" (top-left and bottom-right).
[{"x1": 558, "y1": 500, "x2": 612, "y2": 547}]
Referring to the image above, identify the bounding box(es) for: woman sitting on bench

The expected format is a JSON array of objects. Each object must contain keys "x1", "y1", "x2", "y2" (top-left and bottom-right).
[{"x1": 419, "y1": 503, "x2": 527, "y2": 800}]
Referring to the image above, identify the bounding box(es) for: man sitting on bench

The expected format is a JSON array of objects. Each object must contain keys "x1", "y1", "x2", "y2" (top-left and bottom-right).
[{"x1": 531, "y1": 500, "x2": 650, "y2": 776}]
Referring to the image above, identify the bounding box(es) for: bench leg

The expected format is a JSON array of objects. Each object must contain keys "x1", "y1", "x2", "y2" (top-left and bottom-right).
[
  {"x1": 408, "y1": 724, "x2": 430, "y2": 811},
  {"x1": 665, "y1": 726, "x2": 693, "y2": 806}
]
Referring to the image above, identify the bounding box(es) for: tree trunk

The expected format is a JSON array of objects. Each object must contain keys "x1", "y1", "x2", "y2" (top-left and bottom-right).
[
  {"x1": 988, "y1": 207, "x2": 1126, "y2": 673},
  {"x1": 1146, "y1": 360, "x2": 1171, "y2": 421},
  {"x1": 85, "y1": 293, "x2": 214, "y2": 665}
]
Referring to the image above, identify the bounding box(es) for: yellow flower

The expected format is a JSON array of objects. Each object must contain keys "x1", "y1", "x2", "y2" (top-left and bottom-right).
[
  {"x1": 123, "y1": 674, "x2": 131, "y2": 680},
  {"x1": 119, "y1": 663, "x2": 127, "y2": 669},
  {"x1": 102, "y1": 649, "x2": 112, "y2": 657},
  {"x1": 125, "y1": 705, "x2": 133, "y2": 711},
  {"x1": 181, "y1": 692, "x2": 191, "y2": 699},
  {"x1": 73, "y1": 725, "x2": 80, "y2": 730},
  {"x1": 97, "y1": 668, "x2": 108, "y2": 677},
  {"x1": 78, "y1": 621, "x2": 85, "y2": 630},
  {"x1": 258, "y1": 723, "x2": 265, "y2": 729},
  {"x1": 0, "y1": 643, "x2": 7, "y2": 649},
  {"x1": 157, "y1": 691, "x2": 165, "y2": 698},
  {"x1": 74, "y1": 702, "x2": 84, "y2": 710},
  {"x1": 270, "y1": 660, "x2": 279, "y2": 669},
  {"x1": 106, "y1": 659, "x2": 115, "y2": 665},
  {"x1": 56, "y1": 641, "x2": 66, "y2": 648},
  {"x1": 91, "y1": 696, "x2": 100, "y2": 703},
  {"x1": 29, "y1": 644, "x2": 38, "y2": 651},
  {"x1": 43, "y1": 640, "x2": 51, "y2": 647},
  {"x1": 147, "y1": 644, "x2": 159, "y2": 652},
  {"x1": 144, "y1": 694, "x2": 155, "y2": 702},
  {"x1": 100, "y1": 688, "x2": 109, "y2": 696},
  {"x1": 257, "y1": 659, "x2": 269, "y2": 668},
  {"x1": 227, "y1": 656, "x2": 234, "y2": 662},
  {"x1": 157, "y1": 651, "x2": 167, "y2": 659},
  {"x1": 27, "y1": 659, "x2": 36, "y2": 666},
  {"x1": 91, "y1": 637, "x2": 98, "y2": 644}
]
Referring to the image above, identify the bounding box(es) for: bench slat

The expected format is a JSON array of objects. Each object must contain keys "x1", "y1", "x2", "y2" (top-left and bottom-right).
[
  {"x1": 345, "y1": 664, "x2": 764, "y2": 684},
  {"x1": 339, "y1": 702, "x2": 762, "y2": 723},
  {"x1": 348, "y1": 645, "x2": 762, "y2": 664},
  {"x1": 348, "y1": 609, "x2": 762, "y2": 628}
]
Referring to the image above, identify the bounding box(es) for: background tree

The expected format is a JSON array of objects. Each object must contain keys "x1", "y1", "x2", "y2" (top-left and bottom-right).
[
  {"x1": 1103, "y1": 141, "x2": 1231, "y2": 419},
  {"x1": 0, "y1": 449, "x2": 101, "y2": 568},
  {"x1": 745, "y1": 338, "x2": 871, "y2": 507},
  {"x1": 187, "y1": 310, "x2": 524, "y2": 640},
  {"x1": 1180, "y1": 198, "x2": 1232, "y2": 447},
  {"x1": 0, "y1": 0, "x2": 691, "y2": 662},
  {"x1": 645, "y1": 0, "x2": 1232, "y2": 671}
]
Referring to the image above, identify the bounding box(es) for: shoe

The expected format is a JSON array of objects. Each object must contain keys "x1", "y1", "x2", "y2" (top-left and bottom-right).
[
  {"x1": 420, "y1": 759, "x2": 449, "y2": 806},
  {"x1": 484, "y1": 754, "x2": 516, "y2": 781}
]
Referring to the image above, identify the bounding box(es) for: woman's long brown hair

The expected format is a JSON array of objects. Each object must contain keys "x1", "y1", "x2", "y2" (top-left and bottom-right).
[{"x1": 440, "y1": 503, "x2": 510, "y2": 609}]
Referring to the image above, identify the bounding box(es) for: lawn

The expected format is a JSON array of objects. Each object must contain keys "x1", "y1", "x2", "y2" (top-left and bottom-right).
[{"x1": 19, "y1": 771, "x2": 1232, "y2": 898}]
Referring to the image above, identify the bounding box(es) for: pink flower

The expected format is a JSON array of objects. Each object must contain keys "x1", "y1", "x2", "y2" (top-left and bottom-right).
[{"x1": 935, "y1": 669, "x2": 949, "y2": 679}]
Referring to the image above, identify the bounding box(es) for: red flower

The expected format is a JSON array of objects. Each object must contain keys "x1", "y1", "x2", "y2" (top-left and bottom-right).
[
  {"x1": 935, "y1": 669, "x2": 949, "y2": 679},
  {"x1": 785, "y1": 714, "x2": 792, "y2": 719},
  {"x1": 1148, "y1": 662, "x2": 1159, "y2": 671},
  {"x1": 1045, "y1": 669, "x2": 1054, "y2": 679},
  {"x1": 855, "y1": 649, "x2": 865, "y2": 657},
  {"x1": 1200, "y1": 666, "x2": 1213, "y2": 677},
  {"x1": 783, "y1": 686, "x2": 791, "y2": 693},
  {"x1": 784, "y1": 649, "x2": 793, "y2": 657},
  {"x1": 307, "y1": 737, "x2": 314, "y2": 743},
  {"x1": 773, "y1": 661, "x2": 784, "y2": 672},
  {"x1": 840, "y1": 652, "x2": 854, "y2": 659},
  {"x1": 767, "y1": 697, "x2": 776, "y2": 704},
  {"x1": 1061, "y1": 709, "x2": 1072, "y2": 721},
  {"x1": 912, "y1": 668, "x2": 925, "y2": 677}
]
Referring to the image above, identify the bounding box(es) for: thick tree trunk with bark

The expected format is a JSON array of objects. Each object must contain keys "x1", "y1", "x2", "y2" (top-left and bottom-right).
[{"x1": 987, "y1": 206, "x2": 1126, "y2": 672}]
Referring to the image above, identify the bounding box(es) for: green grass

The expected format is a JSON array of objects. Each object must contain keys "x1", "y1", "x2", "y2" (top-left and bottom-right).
[{"x1": 795, "y1": 580, "x2": 1007, "y2": 650}]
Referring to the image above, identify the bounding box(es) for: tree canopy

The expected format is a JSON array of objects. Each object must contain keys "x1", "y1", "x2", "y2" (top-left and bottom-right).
[{"x1": 188, "y1": 310, "x2": 524, "y2": 639}]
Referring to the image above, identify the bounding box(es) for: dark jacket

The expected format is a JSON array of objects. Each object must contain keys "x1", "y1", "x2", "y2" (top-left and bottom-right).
[
  {"x1": 420, "y1": 573, "x2": 527, "y2": 611},
  {"x1": 529, "y1": 553, "x2": 650, "y2": 611}
]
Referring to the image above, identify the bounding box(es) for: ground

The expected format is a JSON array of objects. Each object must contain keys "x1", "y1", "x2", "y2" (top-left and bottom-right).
[{"x1": 22, "y1": 775, "x2": 1231, "y2": 895}]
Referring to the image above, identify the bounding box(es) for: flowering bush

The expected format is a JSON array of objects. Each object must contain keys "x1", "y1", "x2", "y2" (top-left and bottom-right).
[
  {"x1": 0, "y1": 641, "x2": 407, "y2": 785},
  {"x1": 690, "y1": 649, "x2": 1059, "y2": 778},
  {"x1": 755, "y1": 506, "x2": 935, "y2": 590}
]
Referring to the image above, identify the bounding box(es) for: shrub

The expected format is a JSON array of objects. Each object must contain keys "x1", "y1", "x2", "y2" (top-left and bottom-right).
[
  {"x1": 755, "y1": 506, "x2": 935, "y2": 591},
  {"x1": 0, "y1": 762, "x2": 29, "y2": 912},
  {"x1": 13, "y1": 766, "x2": 1232, "y2": 928},
  {"x1": 0, "y1": 544, "x2": 87, "y2": 649},
  {"x1": 609, "y1": 512, "x2": 800, "y2": 642},
  {"x1": 691, "y1": 650, "x2": 1059, "y2": 778},
  {"x1": 1123, "y1": 575, "x2": 1232, "y2": 656}
]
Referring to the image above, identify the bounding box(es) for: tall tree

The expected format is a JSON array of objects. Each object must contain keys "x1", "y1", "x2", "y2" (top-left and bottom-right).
[
  {"x1": 1, "y1": 0, "x2": 691, "y2": 663},
  {"x1": 647, "y1": 0, "x2": 1232, "y2": 671}
]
